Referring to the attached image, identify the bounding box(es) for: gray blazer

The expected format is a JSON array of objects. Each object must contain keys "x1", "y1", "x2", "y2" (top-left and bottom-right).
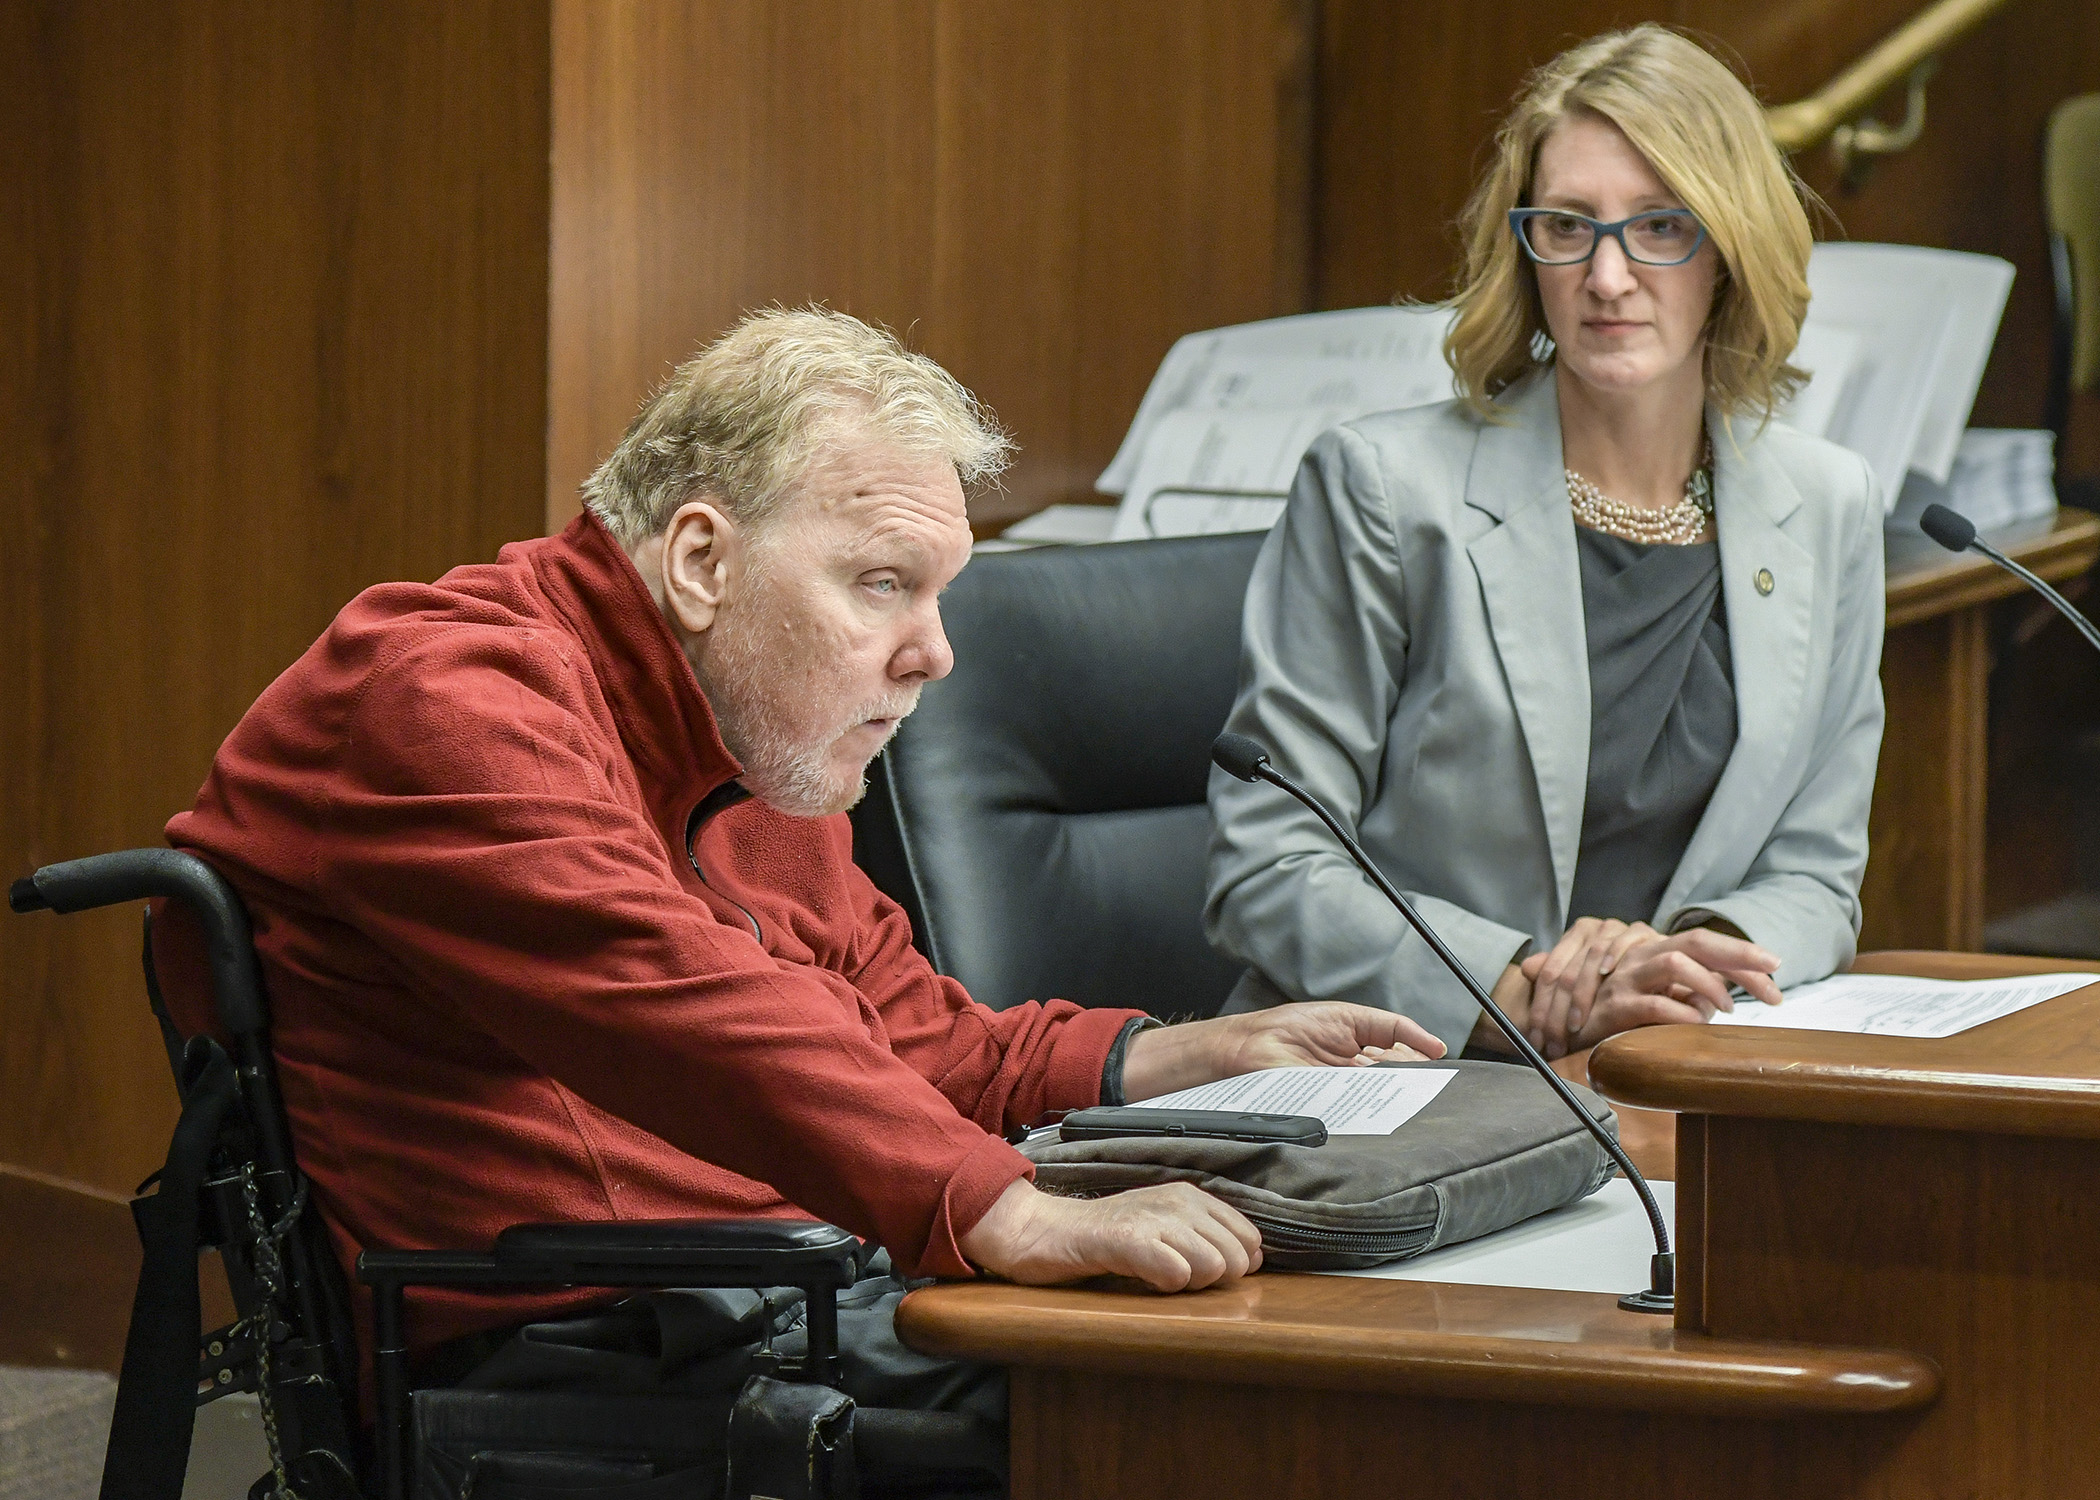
[{"x1": 1204, "y1": 372, "x2": 1886, "y2": 1056}]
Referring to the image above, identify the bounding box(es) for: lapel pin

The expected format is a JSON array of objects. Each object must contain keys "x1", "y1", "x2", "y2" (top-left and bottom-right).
[{"x1": 1754, "y1": 568, "x2": 1775, "y2": 596}]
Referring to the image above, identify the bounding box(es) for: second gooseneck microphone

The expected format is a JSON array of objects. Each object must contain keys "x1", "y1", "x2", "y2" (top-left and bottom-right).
[
  {"x1": 1211, "y1": 731, "x2": 1675, "y2": 1314},
  {"x1": 1920, "y1": 503, "x2": 2100, "y2": 656}
]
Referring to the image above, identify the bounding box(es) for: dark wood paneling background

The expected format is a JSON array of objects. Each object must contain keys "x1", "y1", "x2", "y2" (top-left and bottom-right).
[
  {"x1": 4, "y1": 0, "x2": 2097, "y2": 1301},
  {"x1": 0, "y1": 0, "x2": 551, "y2": 1203},
  {"x1": 544, "y1": 0, "x2": 1315, "y2": 533}
]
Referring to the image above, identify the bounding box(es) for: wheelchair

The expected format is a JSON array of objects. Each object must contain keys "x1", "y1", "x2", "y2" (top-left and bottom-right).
[{"x1": 11, "y1": 848, "x2": 999, "y2": 1500}]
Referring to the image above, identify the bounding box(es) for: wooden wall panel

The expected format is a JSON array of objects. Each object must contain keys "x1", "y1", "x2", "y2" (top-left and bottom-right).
[
  {"x1": 0, "y1": 0, "x2": 551, "y2": 1195},
  {"x1": 546, "y1": 0, "x2": 1314, "y2": 533}
]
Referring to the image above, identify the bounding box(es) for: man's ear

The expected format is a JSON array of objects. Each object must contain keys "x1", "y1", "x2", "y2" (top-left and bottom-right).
[{"x1": 659, "y1": 499, "x2": 741, "y2": 636}]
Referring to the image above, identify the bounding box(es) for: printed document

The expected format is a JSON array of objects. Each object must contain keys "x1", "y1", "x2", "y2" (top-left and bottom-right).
[
  {"x1": 1109, "y1": 406, "x2": 1354, "y2": 539},
  {"x1": 1135, "y1": 1066, "x2": 1456, "y2": 1136},
  {"x1": 1772, "y1": 323, "x2": 1863, "y2": 440},
  {"x1": 1800, "y1": 243, "x2": 2013, "y2": 503},
  {"x1": 1712, "y1": 972, "x2": 2100, "y2": 1039},
  {"x1": 1097, "y1": 305, "x2": 1458, "y2": 497}
]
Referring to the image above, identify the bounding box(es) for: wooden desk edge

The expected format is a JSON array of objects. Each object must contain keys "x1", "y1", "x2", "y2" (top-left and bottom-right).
[
  {"x1": 896, "y1": 1281, "x2": 1939, "y2": 1418},
  {"x1": 1589, "y1": 953, "x2": 2100, "y2": 1134}
]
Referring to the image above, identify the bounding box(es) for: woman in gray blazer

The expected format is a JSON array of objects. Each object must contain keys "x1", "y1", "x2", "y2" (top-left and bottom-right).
[{"x1": 1206, "y1": 25, "x2": 1884, "y2": 1064}]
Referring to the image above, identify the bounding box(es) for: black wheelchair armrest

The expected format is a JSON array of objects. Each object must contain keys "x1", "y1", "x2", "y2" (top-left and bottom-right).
[
  {"x1": 358, "y1": 1219, "x2": 869, "y2": 1494},
  {"x1": 357, "y1": 1218, "x2": 865, "y2": 1295},
  {"x1": 493, "y1": 1218, "x2": 865, "y2": 1288}
]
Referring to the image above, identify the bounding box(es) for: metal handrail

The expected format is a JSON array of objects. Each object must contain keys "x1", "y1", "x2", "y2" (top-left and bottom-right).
[{"x1": 1764, "y1": 0, "x2": 2012, "y2": 161}]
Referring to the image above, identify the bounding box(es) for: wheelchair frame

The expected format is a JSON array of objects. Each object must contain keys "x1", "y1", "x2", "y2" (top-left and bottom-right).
[{"x1": 12, "y1": 848, "x2": 865, "y2": 1500}]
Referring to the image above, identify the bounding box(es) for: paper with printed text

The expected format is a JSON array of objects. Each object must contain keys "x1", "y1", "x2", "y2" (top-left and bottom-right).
[
  {"x1": 1713, "y1": 972, "x2": 2099, "y2": 1039},
  {"x1": 1135, "y1": 1066, "x2": 1457, "y2": 1136}
]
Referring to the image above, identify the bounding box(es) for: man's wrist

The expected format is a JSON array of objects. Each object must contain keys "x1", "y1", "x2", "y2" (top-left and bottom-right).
[
  {"x1": 959, "y1": 1177, "x2": 1041, "y2": 1277},
  {"x1": 1101, "y1": 1016, "x2": 1162, "y2": 1106},
  {"x1": 1120, "y1": 1018, "x2": 1233, "y2": 1103}
]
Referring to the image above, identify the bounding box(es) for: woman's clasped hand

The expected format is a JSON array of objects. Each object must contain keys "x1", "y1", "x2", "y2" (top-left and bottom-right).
[{"x1": 1512, "y1": 919, "x2": 1782, "y2": 1060}]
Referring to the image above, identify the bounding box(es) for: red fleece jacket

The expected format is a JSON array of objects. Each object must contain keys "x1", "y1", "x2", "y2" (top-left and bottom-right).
[{"x1": 158, "y1": 513, "x2": 1135, "y2": 1353}]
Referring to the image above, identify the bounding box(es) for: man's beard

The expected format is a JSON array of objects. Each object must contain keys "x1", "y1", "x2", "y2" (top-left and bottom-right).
[{"x1": 692, "y1": 616, "x2": 919, "y2": 819}]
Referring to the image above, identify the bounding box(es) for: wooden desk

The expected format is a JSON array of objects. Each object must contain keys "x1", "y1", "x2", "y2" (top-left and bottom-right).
[
  {"x1": 1867, "y1": 509, "x2": 2100, "y2": 949},
  {"x1": 1589, "y1": 950, "x2": 2100, "y2": 1498},
  {"x1": 908, "y1": 1281, "x2": 1938, "y2": 1499},
  {"x1": 899, "y1": 952, "x2": 2100, "y2": 1498}
]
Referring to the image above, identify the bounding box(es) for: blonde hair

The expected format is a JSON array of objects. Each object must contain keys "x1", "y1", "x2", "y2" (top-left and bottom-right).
[
  {"x1": 1444, "y1": 25, "x2": 1814, "y2": 423},
  {"x1": 582, "y1": 305, "x2": 1012, "y2": 547}
]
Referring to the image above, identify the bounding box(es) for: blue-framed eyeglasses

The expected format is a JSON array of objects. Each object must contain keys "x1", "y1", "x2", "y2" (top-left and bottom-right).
[{"x1": 1507, "y1": 208, "x2": 1707, "y2": 266}]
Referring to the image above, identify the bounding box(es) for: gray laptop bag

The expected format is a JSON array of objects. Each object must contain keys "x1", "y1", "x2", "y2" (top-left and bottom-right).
[{"x1": 1017, "y1": 1060, "x2": 1619, "y2": 1269}]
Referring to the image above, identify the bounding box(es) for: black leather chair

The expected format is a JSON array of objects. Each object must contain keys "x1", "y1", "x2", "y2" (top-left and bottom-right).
[{"x1": 852, "y1": 530, "x2": 1266, "y2": 1022}]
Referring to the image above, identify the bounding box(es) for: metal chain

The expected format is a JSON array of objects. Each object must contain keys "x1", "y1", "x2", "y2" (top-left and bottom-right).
[{"x1": 236, "y1": 1161, "x2": 310, "y2": 1500}]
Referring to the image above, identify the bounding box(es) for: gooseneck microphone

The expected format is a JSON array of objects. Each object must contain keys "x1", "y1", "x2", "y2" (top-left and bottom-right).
[
  {"x1": 1212, "y1": 731, "x2": 1675, "y2": 1314},
  {"x1": 1920, "y1": 503, "x2": 2100, "y2": 656}
]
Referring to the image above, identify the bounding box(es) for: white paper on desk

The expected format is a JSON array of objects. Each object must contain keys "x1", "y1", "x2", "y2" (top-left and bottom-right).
[
  {"x1": 1711, "y1": 972, "x2": 2100, "y2": 1039},
  {"x1": 1134, "y1": 1066, "x2": 1456, "y2": 1136},
  {"x1": 1773, "y1": 323, "x2": 1863, "y2": 440},
  {"x1": 991, "y1": 503, "x2": 1119, "y2": 547},
  {"x1": 1897, "y1": 249, "x2": 2015, "y2": 483},
  {"x1": 1802, "y1": 250, "x2": 1954, "y2": 508},
  {"x1": 1800, "y1": 243, "x2": 2014, "y2": 504},
  {"x1": 1110, "y1": 407, "x2": 1349, "y2": 539},
  {"x1": 1140, "y1": 492, "x2": 1290, "y2": 537},
  {"x1": 1098, "y1": 305, "x2": 1457, "y2": 495},
  {"x1": 1173, "y1": 353, "x2": 1457, "y2": 424},
  {"x1": 1318, "y1": 1177, "x2": 1674, "y2": 1292}
]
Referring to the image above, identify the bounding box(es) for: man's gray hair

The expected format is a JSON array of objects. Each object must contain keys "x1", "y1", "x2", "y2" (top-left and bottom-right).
[{"x1": 581, "y1": 306, "x2": 1013, "y2": 548}]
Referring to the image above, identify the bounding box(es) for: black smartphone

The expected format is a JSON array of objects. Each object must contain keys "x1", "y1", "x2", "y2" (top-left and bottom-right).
[{"x1": 1057, "y1": 1107, "x2": 1327, "y2": 1147}]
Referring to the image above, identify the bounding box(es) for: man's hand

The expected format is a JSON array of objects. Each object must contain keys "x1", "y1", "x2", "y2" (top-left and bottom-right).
[
  {"x1": 1119, "y1": 1002, "x2": 1445, "y2": 1103},
  {"x1": 959, "y1": 1178, "x2": 1263, "y2": 1292},
  {"x1": 1520, "y1": 926, "x2": 1781, "y2": 1058}
]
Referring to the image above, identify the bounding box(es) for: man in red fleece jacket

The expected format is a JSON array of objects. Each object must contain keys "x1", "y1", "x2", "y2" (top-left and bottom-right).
[{"x1": 160, "y1": 308, "x2": 1440, "y2": 1455}]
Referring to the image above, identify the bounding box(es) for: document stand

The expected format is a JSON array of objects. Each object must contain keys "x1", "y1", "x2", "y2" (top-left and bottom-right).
[{"x1": 898, "y1": 952, "x2": 2100, "y2": 1499}]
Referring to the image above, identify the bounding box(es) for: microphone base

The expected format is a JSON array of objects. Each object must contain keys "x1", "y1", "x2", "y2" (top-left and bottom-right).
[{"x1": 1617, "y1": 1287, "x2": 1674, "y2": 1316}]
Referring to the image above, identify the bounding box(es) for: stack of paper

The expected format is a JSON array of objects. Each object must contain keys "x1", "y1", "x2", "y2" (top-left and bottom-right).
[
  {"x1": 1890, "y1": 428, "x2": 2060, "y2": 535},
  {"x1": 1317, "y1": 1177, "x2": 1673, "y2": 1291},
  {"x1": 977, "y1": 503, "x2": 1119, "y2": 552},
  {"x1": 1109, "y1": 408, "x2": 1340, "y2": 540}
]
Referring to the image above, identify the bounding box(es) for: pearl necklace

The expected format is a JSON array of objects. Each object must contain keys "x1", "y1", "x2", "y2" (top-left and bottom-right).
[{"x1": 1565, "y1": 440, "x2": 1715, "y2": 546}]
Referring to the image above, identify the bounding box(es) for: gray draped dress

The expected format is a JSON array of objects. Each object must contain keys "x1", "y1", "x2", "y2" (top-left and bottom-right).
[{"x1": 1566, "y1": 526, "x2": 1737, "y2": 925}]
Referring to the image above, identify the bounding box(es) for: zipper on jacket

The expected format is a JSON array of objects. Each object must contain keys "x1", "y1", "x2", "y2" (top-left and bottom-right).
[{"x1": 685, "y1": 784, "x2": 762, "y2": 943}]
